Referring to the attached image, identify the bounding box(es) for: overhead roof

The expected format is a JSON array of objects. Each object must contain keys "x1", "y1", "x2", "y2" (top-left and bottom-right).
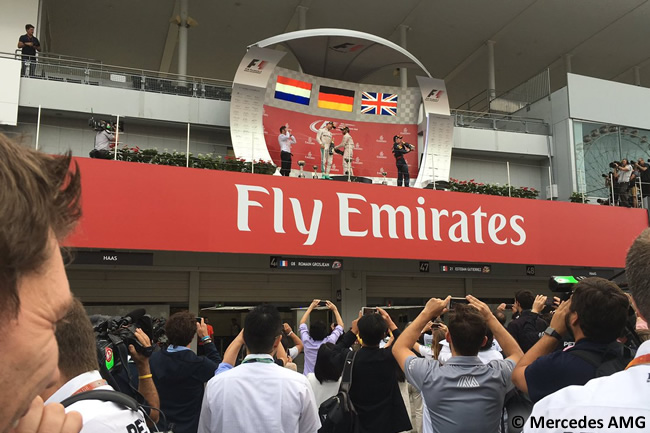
[
  {"x1": 42, "y1": 0, "x2": 650, "y2": 107},
  {"x1": 254, "y1": 28, "x2": 431, "y2": 82}
]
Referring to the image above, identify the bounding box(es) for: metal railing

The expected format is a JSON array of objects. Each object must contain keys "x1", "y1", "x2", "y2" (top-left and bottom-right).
[
  {"x1": 490, "y1": 68, "x2": 551, "y2": 114},
  {"x1": 5, "y1": 50, "x2": 233, "y2": 101},
  {"x1": 452, "y1": 109, "x2": 550, "y2": 135}
]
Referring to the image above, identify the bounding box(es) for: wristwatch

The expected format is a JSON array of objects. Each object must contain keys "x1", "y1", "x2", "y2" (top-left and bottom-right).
[{"x1": 544, "y1": 326, "x2": 563, "y2": 341}]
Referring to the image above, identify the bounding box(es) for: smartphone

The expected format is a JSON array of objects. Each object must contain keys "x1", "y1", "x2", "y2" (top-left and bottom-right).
[
  {"x1": 431, "y1": 322, "x2": 443, "y2": 328},
  {"x1": 448, "y1": 297, "x2": 469, "y2": 310},
  {"x1": 196, "y1": 317, "x2": 204, "y2": 323},
  {"x1": 362, "y1": 307, "x2": 377, "y2": 315},
  {"x1": 318, "y1": 301, "x2": 328, "y2": 307},
  {"x1": 505, "y1": 303, "x2": 514, "y2": 310}
]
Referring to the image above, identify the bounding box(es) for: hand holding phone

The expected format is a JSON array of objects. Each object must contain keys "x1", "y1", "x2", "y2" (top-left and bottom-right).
[
  {"x1": 448, "y1": 297, "x2": 469, "y2": 310},
  {"x1": 362, "y1": 307, "x2": 377, "y2": 315}
]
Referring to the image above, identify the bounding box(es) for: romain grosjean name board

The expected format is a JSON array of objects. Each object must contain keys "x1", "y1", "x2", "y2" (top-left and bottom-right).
[{"x1": 64, "y1": 158, "x2": 649, "y2": 268}]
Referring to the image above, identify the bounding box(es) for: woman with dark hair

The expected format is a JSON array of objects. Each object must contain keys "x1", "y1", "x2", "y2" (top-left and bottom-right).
[
  {"x1": 307, "y1": 343, "x2": 346, "y2": 405},
  {"x1": 299, "y1": 299, "x2": 344, "y2": 375}
]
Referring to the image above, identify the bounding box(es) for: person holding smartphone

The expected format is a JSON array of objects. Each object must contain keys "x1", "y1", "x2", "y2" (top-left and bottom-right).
[{"x1": 299, "y1": 299, "x2": 344, "y2": 375}]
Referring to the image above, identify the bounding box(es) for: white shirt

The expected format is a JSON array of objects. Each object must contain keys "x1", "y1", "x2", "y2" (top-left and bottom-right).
[
  {"x1": 618, "y1": 164, "x2": 633, "y2": 182},
  {"x1": 316, "y1": 127, "x2": 333, "y2": 147},
  {"x1": 307, "y1": 373, "x2": 341, "y2": 406},
  {"x1": 199, "y1": 354, "x2": 321, "y2": 433},
  {"x1": 288, "y1": 345, "x2": 300, "y2": 360},
  {"x1": 524, "y1": 340, "x2": 650, "y2": 433},
  {"x1": 438, "y1": 339, "x2": 504, "y2": 364},
  {"x1": 278, "y1": 131, "x2": 296, "y2": 153},
  {"x1": 46, "y1": 371, "x2": 150, "y2": 433}
]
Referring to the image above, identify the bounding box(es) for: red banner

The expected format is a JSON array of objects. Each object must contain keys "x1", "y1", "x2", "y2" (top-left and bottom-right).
[
  {"x1": 65, "y1": 158, "x2": 648, "y2": 268},
  {"x1": 262, "y1": 106, "x2": 418, "y2": 179}
]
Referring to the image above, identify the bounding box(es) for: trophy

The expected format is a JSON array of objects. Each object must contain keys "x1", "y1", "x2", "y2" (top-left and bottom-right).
[
  {"x1": 297, "y1": 161, "x2": 305, "y2": 178},
  {"x1": 312, "y1": 165, "x2": 319, "y2": 179},
  {"x1": 381, "y1": 171, "x2": 388, "y2": 185}
]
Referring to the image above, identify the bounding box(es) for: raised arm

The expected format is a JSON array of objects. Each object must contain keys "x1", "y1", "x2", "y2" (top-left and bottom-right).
[
  {"x1": 393, "y1": 297, "x2": 450, "y2": 371},
  {"x1": 512, "y1": 299, "x2": 570, "y2": 393},
  {"x1": 128, "y1": 328, "x2": 160, "y2": 424},
  {"x1": 300, "y1": 299, "x2": 320, "y2": 325},
  {"x1": 222, "y1": 329, "x2": 245, "y2": 366},
  {"x1": 326, "y1": 300, "x2": 344, "y2": 328},
  {"x1": 467, "y1": 295, "x2": 523, "y2": 364},
  {"x1": 284, "y1": 323, "x2": 303, "y2": 354}
]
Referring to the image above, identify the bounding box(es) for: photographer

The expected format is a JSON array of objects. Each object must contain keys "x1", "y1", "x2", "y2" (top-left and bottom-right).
[
  {"x1": 512, "y1": 278, "x2": 632, "y2": 403},
  {"x1": 634, "y1": 157, "x2": 650, "y2": 198},
  {"x1": 149, "y1": 312, "x2": 221, "y2": 433},
  {"x1": 299, "y1": 299, "x2": 344, "y2": 375},
  {"x1": 613, "y1": 159, "x2": 633, "y2": 207},
  {"x1": 90, "y1": 121, "x2": 116, "y2": 159},
  {"x1": 506, "y1": 291, "x2": 549, "y2": 352},
  {"x1": 393, "y1": 296, "x2": 523, "y2": 433},
  {"x1": 41, "y1": 299, "x2": 152, "y2": 432}
]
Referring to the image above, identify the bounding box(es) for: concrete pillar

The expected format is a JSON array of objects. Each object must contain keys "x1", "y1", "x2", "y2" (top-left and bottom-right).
[
  {"x1": 634, "y1": 66, "x2": 641, "y2": 86},
  {"x1": 487, "y1": 40, "x2": 496, "y2": 101},
  {"x1": 564, "y1": 54, "x2": 573, "y2": 74},
  {"x1": 399, "y1": 25, "x2": 409, "y2": 89},
  {"x1": 297, "y1": 6, "x2": 308, "y2": 30},
  {"x1": 340, "y1": 270, "x2": 366, "y2": 329},
  {"x1": 178, "y1": 0, "x2": 189, "y2": 79}
]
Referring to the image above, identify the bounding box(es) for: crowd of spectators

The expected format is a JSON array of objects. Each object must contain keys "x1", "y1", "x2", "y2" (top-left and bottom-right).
[{"x1": 1, "y1": 134, "x2": 649, "y2": 433}]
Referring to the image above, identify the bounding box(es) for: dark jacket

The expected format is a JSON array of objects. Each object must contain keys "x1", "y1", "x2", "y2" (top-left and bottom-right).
[
  {"x1": 339, "y1": 329, "x2": 412, "y2": 433},
  {"x1": 149, "y1": 343, "x2": 221, "y2": 433},
  {"x1": 506, "y1": 310, "x2": 548, "y2": 353}
]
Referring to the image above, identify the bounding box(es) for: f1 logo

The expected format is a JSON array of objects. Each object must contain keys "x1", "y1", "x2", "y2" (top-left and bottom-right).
[
  {"x1": 246, "y1": 59, "x2": 267, "y2": 70},
  {"x1": 427, "y1": 89, "x2": 443, "y2": 99}
]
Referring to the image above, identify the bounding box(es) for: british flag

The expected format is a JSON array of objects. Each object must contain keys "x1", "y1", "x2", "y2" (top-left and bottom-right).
[{"x1": 360, "y1": 92, "x2": 398, "y2": 116}]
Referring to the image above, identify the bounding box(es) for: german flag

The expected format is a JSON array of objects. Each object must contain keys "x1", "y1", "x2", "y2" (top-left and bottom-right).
[{"x1": 318, "y1": 86, "x2": 355, "y2": 112}]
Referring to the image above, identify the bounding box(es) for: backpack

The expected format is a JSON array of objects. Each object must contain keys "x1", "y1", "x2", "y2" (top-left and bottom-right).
[
  {"x1": 501, "y1": 387, "x2": 533, "y2": 433},
  {"x1": 318, "y1": 350, "x2": 359, "y2": 433},
  {"x1": 569, "y1": 341, "x2": 636, "y2": 377}
]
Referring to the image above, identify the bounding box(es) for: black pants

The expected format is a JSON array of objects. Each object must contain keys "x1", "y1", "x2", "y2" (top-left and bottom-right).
[
  {"x1": 280, "y1": 151, "x2": 292, "y2": 176},
  {"x1": 618, "y1": 181, "x2": 630, "y2": 207},
  {"x1": 396, "y1": 158, "x2": 409, "y2": 187}
]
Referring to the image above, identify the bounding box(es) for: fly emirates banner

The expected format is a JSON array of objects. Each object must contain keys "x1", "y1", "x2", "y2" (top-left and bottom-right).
[{"x1": 66, "y1": 158, "x2": 649, "y2": 268}]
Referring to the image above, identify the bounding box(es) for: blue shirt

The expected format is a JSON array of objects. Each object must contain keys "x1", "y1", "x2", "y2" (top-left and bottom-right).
[{"x1": 524, "y1": 338, "x2": 612, "y2": 403}]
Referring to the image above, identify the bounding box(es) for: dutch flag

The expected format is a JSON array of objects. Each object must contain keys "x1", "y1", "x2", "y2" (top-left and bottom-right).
[{"x1": 274, "y1": 76, "x2": 312, "y2": 106}]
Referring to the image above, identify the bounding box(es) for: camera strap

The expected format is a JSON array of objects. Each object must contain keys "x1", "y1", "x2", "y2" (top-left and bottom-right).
[
  {"x1": 72, "y1": 379, "x2": 108, "y2": 396},
  {"x1": 626, "y1": 354, "x2": 650, "y2": 370}
]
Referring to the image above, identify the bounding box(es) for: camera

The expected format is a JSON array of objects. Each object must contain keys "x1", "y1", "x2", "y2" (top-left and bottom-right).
[
  {"x1": 88, "y1": 117, "x2": 124, "y2": 133},
  {"x1": 362, "y1": 307, "x2": 377, "y2": 315},
  {"x1": 91, "y1": 309, "x2": 153, "y2": 373},
  {"x1": 548, "y1": 276, "x2": 587, "y2": 302},
  {"x1": 609, "y1": 161, "x2": 620, "y2": 169}
]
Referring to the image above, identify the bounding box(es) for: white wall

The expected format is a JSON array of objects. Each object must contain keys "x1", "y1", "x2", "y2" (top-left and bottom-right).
[
  {"x1": 452, "y1": 127, "x2": 548, "y2": 157},
  {"x1": 0, "y1": 0, "x2": 39, "y2": 55},
  {"x1": 0, "y1": 58, "x2": 21, "y2": 125},
  {"x1": 567, "y1": 73, "x2": 650, "y2": 130},
  {"x1": 18, "y1": 78, "x2": 231, "y2": 127}
]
